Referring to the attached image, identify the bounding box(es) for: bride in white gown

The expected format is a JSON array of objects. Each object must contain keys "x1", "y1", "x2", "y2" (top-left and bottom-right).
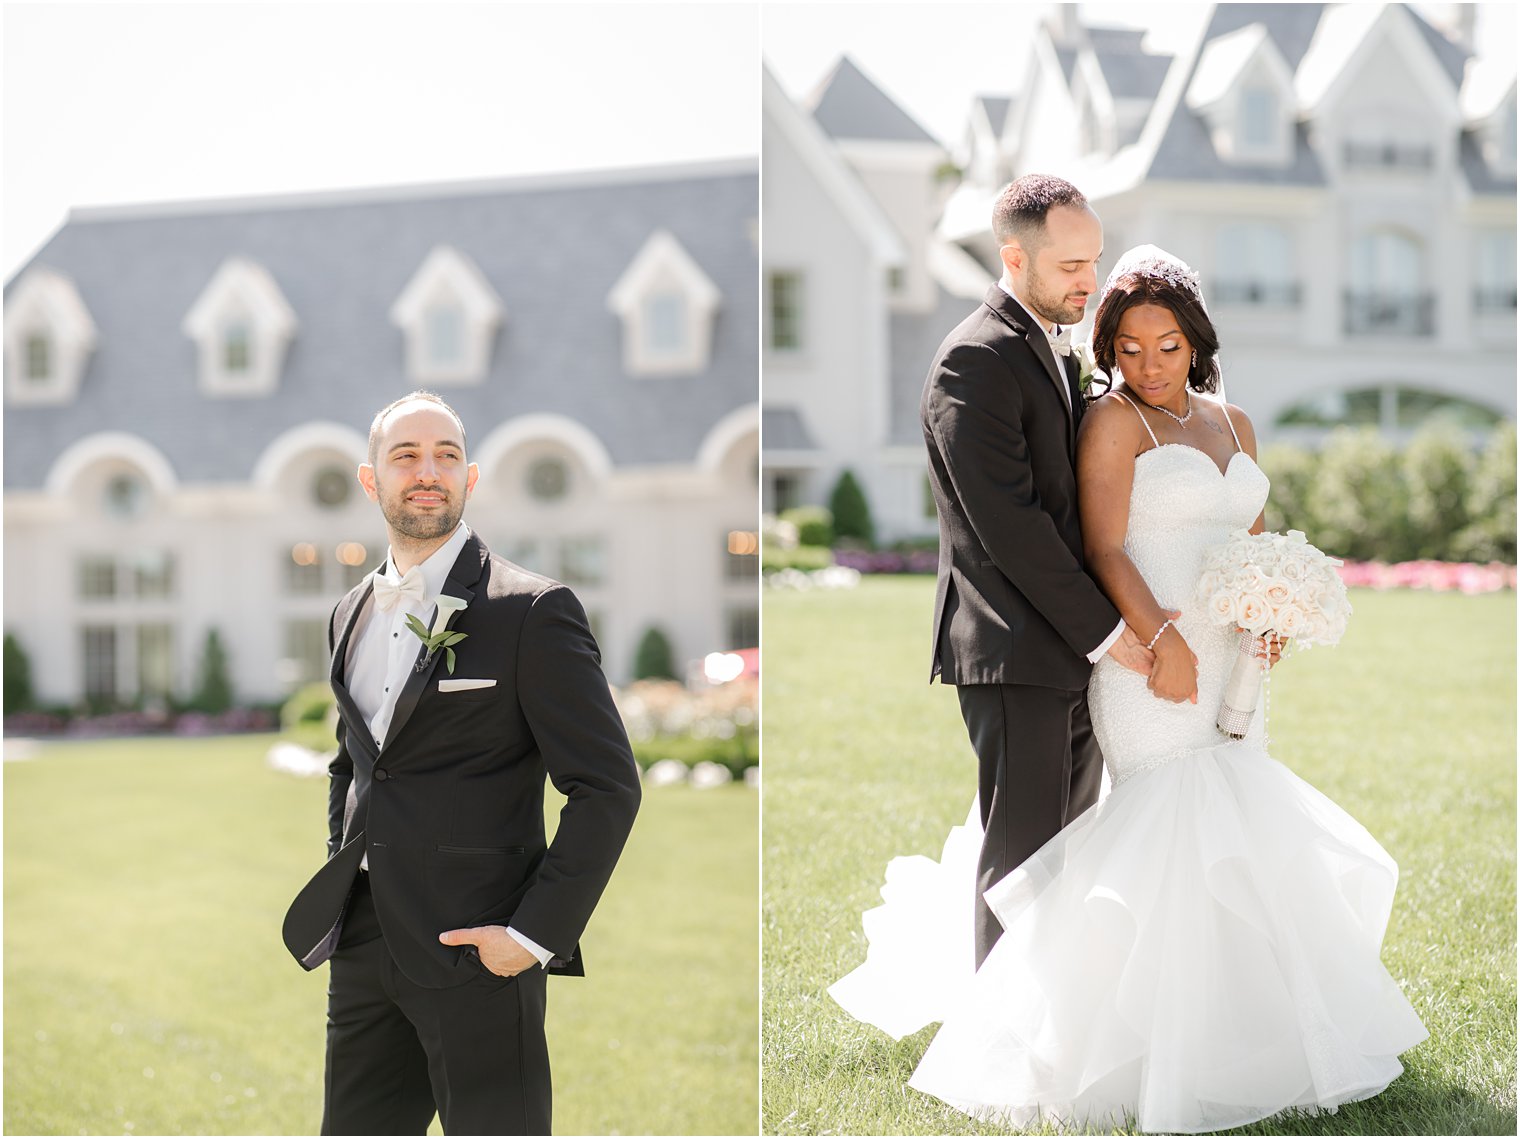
[{"x1": 829, "y1": 247, "x2": 1428, "y2": 1135}]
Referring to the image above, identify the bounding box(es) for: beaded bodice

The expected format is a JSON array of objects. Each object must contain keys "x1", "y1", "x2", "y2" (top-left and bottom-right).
[{"x1": 1088, "y1": 443, "x2": 1271, "y2": 784}]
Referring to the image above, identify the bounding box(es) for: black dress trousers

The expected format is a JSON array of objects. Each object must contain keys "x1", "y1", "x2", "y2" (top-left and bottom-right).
[
  {"x1": 322, "y1": 875, "x2": 552, "y2": 1136},
  {"x1": 956, "y1": 682, "x2": 1104, "y2": 969}
]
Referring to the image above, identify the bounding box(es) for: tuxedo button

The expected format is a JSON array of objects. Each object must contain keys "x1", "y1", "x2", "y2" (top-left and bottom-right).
[{"x1": 374, "y1": 768, "x2": 390, "y2": 782}]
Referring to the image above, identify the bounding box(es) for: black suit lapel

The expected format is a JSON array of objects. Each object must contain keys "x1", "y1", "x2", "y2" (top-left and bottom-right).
[
  {"x1": 984, "y1": 285, "x2": 1078, "y2": 445},
  {"x1": 381, "y1": 534, "x2": 487, "y2": 754},
  {"x1": 330, "y1": 578, "x2": 375, "y2": 745}
]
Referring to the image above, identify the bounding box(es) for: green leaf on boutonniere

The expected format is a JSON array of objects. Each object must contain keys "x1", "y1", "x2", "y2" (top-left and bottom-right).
[{"x1": 404, "y1": 612, "x2": 470, "y2": 674}]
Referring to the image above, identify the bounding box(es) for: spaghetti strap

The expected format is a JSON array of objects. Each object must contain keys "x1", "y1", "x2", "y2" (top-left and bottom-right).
[
  {"x1": 1113, "y1": 391, "x2": 1160, "y2": 449},
  {"x1": 1220, "y1": 402, "x2": 1244, "y2": 453}
]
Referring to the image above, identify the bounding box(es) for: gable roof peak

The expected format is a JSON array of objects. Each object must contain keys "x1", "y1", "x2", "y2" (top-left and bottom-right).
[{"x1": 810, "y1": 54, "x2": 941, "y2": 147}]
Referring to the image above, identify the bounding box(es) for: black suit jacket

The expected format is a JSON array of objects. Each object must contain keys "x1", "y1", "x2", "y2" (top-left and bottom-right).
[
  {"x1": 282, "y1": 532, "x2": 641, "y2": 988},
  {"x1": 921, "y1": 284, "x2": 1121, "y2": 690}
]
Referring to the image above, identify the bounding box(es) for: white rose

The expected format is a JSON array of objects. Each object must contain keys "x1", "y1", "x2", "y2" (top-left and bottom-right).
[
  {"x1": 1274, "y1": 604, "x2": 1307, "y2": 638},
  {"x1": 1207, "y1": 589, "x2": 1239, "y2": 625},
  {"x1": 1305, "y1": 612, "x2": 1332, "y2": 643},
  {"x1": 1263, "y1": 577, "x2": 1294, "y2": 608},
  {"x1": 1237, "y1": 593, "x2": 1271, "y2": 634}
]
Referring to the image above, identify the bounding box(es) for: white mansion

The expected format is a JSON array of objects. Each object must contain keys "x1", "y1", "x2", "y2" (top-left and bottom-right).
[
  {"x1": 4, "y1": 159, "x2": 760, "y2": 709},
  {"x1": 762, "y1": 3, "x2": 1515, "y2": 542}
]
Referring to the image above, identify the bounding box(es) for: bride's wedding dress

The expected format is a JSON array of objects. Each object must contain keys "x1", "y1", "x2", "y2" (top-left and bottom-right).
[{"x1": 829, "y1": 429, "x2": 1428, "y2": 1134}]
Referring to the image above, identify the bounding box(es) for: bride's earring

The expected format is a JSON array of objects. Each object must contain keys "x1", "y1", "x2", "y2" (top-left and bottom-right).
[{"x1": 1190, "y1": 350, "x2": 1197, "y2": 376}]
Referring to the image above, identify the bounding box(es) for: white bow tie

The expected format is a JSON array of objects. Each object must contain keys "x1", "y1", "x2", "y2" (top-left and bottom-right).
[
  {"x1": 1050, "y1": 325, "x2": 1073, "y2": 357},
  {"x1": 373, "y1": 565, "x2": 426, "y2": 612}
]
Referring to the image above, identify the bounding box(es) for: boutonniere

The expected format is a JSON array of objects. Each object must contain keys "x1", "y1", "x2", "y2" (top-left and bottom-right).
[
  {"x1": 406, "y1": 595, "x2": 469, "y2": 673},
  {"x1": 1072, "y1": 340, "x2": 1096, "y2": 395}
]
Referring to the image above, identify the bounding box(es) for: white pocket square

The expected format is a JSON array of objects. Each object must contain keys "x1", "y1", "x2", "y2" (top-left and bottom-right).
[{"x1": 437, "y1": 678, "x2": 497, "y2": 692}]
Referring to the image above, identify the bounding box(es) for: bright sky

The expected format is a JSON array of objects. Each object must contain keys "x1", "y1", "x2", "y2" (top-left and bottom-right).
[
  {"x1": 3, "y1": 1, "x2": 760, "y2": 278},
  {"x1": 763, "y1": 2, "x2": 1517, "y2": 151},
  {"x1": 6, "y1": 3, "x2": 1514, "y2": 279}
]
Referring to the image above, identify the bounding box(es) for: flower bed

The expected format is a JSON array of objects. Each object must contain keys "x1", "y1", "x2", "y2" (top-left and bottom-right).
[{"x1": 1337, "y1": 560, "x2": 1517, "y2": 594}]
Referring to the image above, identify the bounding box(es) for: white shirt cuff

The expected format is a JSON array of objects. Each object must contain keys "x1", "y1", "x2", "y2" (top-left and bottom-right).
[
  {"x1": 506, "y1": 925, "x2": 555, "y2": 969},
  {"x1": 1087, "y1": 620, "x2": 1126, "y2": 664}
]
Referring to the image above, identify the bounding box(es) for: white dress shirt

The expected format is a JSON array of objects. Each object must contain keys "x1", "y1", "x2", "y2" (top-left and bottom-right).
[
  {"x1": 997, "y1": 279, "x2": 1126, "y2": 663},
  {"x1": 347, "y1": 521, "x2": 553, "y2": 969}
]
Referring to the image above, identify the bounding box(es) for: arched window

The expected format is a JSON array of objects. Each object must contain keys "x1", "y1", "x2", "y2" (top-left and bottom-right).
[{"x1": 1276, "y1": 385, "x2": 1503, "y2": 431}]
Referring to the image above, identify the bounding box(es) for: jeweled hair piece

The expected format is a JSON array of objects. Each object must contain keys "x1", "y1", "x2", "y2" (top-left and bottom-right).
[{"x1": 1099, "y1": 244, "x2": 1204, "y2": 309}]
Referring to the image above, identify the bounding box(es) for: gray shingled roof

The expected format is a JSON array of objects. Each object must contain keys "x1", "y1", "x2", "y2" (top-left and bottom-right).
[
  {"x1": 812, "y1": 56, "x2": 940, "y2": 146},
  {"x1": 1205, "y1": 3, "x2": 1325, "y2": 70},
  {"x1": 1086, "y1": 27, "x2": 1148, "y2": 55},
  {"x1": 1142, "y1": 3, "x2": 1478, "y2": 188},
  {"x1": 4, "y1": 162, "x2": 757, "y2": 490},
  {"x1": 1096, "y1": 48, "x2": 1173, "y2": 101},
  {"x1": 1144, "y1": 5, "x2": 1330, "y2": 186},
  {"x1": 978, "y1": 95, "x2": 1012, "y2": 136},
  {"x1": 1054, "y1": 47, "x2": 1079, "y2": 85},
  {"x1": 761, "y1": 406, "x2": 820, "y2": 452},
  {"x1": 1460, "y1": 131, "x2": 1518, "y2": 195},
  {"x1": 1406, "y1": 5, "x2": 1470, "y2": 88}
]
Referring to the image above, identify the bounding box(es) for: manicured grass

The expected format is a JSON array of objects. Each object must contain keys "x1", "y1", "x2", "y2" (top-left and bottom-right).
[
  {"x1": 5, "y1": 734, "x2": 758, "y2": 1135},
  {"x1": 762, "y1": 578, "x2": 1516, "y2": 1136}
]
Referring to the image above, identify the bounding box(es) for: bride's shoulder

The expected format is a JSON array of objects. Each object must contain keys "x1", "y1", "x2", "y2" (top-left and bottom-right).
[
  {"x1": 1218, "y1": 400, "x2": 1259, "y2": 452},
  {"x1": 1077, "y1": 390, "x2": 1146, "y2": 458},
  {"x1": 1081, "y1": 390, "x2": 1144, "y2": 437}
]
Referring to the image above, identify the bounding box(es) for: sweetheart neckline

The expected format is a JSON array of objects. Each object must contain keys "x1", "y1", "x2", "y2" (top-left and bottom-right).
[{"x1": 1135, "y1": 443, "x2": 1258, "y2": 480}]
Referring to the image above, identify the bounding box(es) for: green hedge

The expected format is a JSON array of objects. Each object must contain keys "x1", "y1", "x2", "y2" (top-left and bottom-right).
[
  {"x1": 629, "y1": 730, "x2": 758, "y2": 780},
  {"x1": 761, "y1": 544, "x2": 834, "y2": 573},
  {"x1": 1259, "y1": 422, "x2": 1515, "y2": 564}
]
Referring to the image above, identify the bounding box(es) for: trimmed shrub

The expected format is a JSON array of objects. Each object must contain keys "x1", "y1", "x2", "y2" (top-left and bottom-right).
[
  {"x1": 4, "y1": 633, "x2": 34, "y2": 715},
  {"x1": 761, "y1": 544, "x2": 833, "y2": 574},
  {"x1": 828, "y1": 469, "x2": 876, "y2": 547},
  {"x1": 190, "y1": 628, "x2": 234, "y2": 714},
  {"x1": 1257, "y1": 443, "x2": 1318, "y2": 537},
  {"x1": 1306, "y1": 428, "x2": 1413, "y2": 562},
  {"x1": 779, "y1": 505, "x2": 833, "y2": 548},
  {"x1": 281, "y1": 682, "x2": 337, "y2": 751},
  {"x1": 633, "y1": 626, "x2": 678, "y2": 681},
  {"x1": 1402, "y1": 424, "x2": 1475, "y2": 560},
  {"x1": 1456, "y1": 421, "x2": 1518, "y2": 563}
]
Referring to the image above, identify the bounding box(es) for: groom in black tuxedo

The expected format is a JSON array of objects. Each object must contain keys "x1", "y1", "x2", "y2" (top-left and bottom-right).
[
  {"x1": 283, "y1": 391, "x2": 641, "y2": 1134},
  {"x1": 921, "y1": 175, "x2": 1152, "y2": 968}
]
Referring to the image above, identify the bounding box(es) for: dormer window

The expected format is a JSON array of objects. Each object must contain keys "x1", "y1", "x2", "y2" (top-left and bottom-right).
[
  {"x1": 223, "y1": 320, "x2": 252, "y2": 374},
  {"x1": 4, "y1": 266, "x2": 97, "y2": 406},
  {"x1": 390, "y1": 246, "x2": 503, "y2": 386},
  {"x1": 644, "y1": 291, "x2": 688, "y2": 355},
  {"x1": 607, "y1": 229, "x2": 721, "y2": 377},
  {"x1": 1239, "y1": 86, "x2": 1277, "y2": 148},
  {"x1": 1186, "y1": 24, "x2": 1295, "y2": 167},
  {"x1": 182, "y1": 258, "x2": 297, "y2": 398},
  {"x1": 425, "y1": 301, "x2": 466, "y2": 368},
  {"x1": 25, "y1": 333, "x2": 51, "y2": 381}
]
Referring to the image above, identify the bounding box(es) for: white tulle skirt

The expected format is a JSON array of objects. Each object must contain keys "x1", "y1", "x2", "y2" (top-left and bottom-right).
[{"x1": 829, "y1": 741, "x2": 1428, "y2": 1134}]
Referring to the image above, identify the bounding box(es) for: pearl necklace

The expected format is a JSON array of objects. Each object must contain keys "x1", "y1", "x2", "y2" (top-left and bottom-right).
[{"x1": 1149, "y1": 389, "x2": 1193, "y2": 428}]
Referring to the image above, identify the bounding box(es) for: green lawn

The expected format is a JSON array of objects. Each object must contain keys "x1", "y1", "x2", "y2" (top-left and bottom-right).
[
  {"x1": 5, "y1": 734, "x2": 758, "y2": 1135},
  {"x1": 762, "y1": 578, "x2": 1516, "y2": 1136}
]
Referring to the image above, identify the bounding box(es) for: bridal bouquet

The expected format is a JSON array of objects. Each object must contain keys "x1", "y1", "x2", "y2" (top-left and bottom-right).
[{"x1": 1195, "y1": 529, "x2": 1351, "y2": 738}]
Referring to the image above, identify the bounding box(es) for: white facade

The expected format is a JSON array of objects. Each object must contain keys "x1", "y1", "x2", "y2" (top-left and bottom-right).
[
  {"x1": 765, "y1": 5, "x2": 1515, "y2": 544},
  {"x1": 3, "y1": 162, "x2": 760, "y2": 709},
  {"x1": 3, "y1": 412, "x2": 757, "y2": 707}
]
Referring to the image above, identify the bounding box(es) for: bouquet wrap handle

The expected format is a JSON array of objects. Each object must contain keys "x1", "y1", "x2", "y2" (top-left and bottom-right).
[{"x1": 1218, "y1": 630, "x2": 1266, "y2": 738}]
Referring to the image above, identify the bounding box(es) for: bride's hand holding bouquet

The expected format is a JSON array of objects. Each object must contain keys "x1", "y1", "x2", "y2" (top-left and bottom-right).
[{"x1": 1196, "y1": 528, "x2": 1351, "y2": 737}]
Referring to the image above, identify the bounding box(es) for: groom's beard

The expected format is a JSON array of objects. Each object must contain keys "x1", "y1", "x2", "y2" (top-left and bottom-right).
[
  {"x1": 375, "y1": 478, "x2": 464, "y2": 542},
  {"x1": 1024, "y1": 263, "x2": 1089, "y2": 326}
]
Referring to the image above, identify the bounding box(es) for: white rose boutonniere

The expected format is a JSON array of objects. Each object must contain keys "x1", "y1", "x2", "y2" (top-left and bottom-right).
[{"x1": 406, "y1": 594, "x2": 469, "y2": 674}]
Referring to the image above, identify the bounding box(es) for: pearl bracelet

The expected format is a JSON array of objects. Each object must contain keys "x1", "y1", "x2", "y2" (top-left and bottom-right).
[{"x1": 1145, "y1": 618, "x2": 1175, "y2": 651}]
